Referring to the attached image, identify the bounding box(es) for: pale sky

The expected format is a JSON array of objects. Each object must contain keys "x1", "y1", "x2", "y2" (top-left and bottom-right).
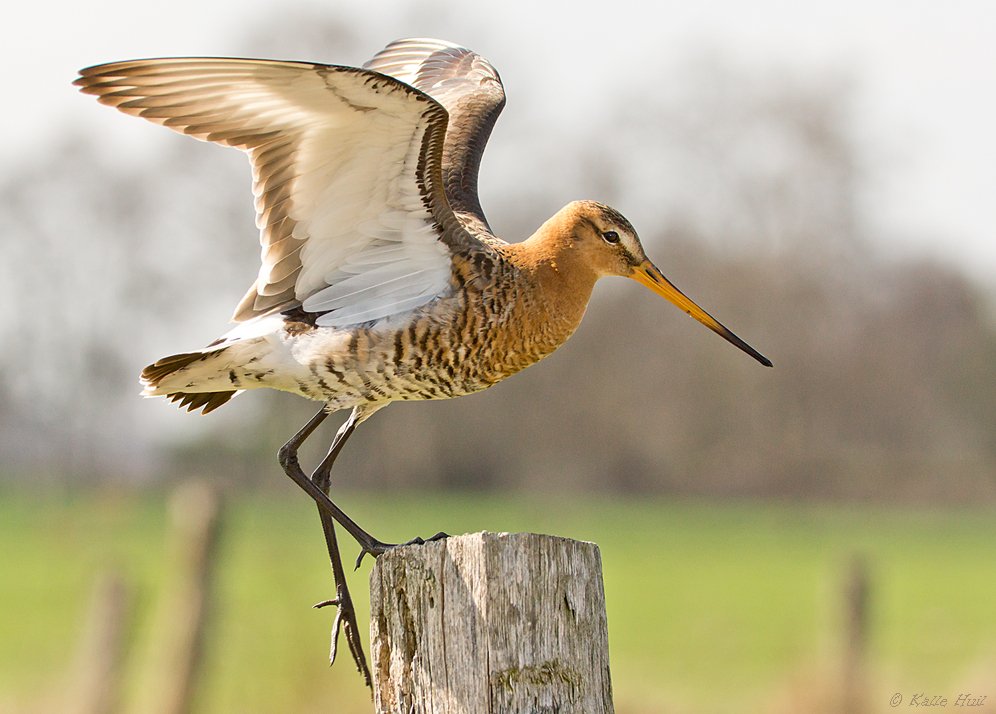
[{"x1": 5, "y1": 0, "x2": 995, "y2": 285}]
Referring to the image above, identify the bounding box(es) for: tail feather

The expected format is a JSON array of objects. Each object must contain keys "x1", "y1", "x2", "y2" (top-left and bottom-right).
[
  {"x1": 142, "y1": 349, "x2": 240, "y2": 415},
  {"x1": 142, "y1": 352, "x2": 212, "y2": 384},
  {"x1": 167, "y1": 390, "x2": 238, "y2": 414}
]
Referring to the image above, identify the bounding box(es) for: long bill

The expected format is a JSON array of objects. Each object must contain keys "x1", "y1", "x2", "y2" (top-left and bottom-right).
[{"x1": 631, "y1": 261, "x2": 772, "y2": 367}]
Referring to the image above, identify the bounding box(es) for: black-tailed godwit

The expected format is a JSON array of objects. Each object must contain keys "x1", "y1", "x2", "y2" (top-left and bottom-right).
[{"x1": 76, "y1": 37, "x2": 771, "y2": 684}]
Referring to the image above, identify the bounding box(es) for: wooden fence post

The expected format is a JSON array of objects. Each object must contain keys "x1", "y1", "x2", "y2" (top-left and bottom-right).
[
  {"x1": 842, "y1": 553, "x2": 871, "y2": 714},
  {"x1": 64, "y1": 572, "x2": 131, "y2": 714},
  {"x1": 130, "y1": 481, "x2": 221, "y2": 714},
  {"x1": 369, "y1": 531, "x2": 614, "y2": 714}
]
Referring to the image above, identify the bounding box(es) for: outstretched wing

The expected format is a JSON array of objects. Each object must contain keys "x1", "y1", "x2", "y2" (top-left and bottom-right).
[
  {"x1": 75, "y1": 56, "x2": 481, "y2": 327},
  {"x1": 364, "y1": 38, "x2": 506, "y2": 238}
]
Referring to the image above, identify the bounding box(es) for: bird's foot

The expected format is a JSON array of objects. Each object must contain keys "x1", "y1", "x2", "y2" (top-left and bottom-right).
[
  {"x1": 313, "y1": 586, "x2": 371, "y2": 686},
  {"x1": 401, "y1": 531, "x2": 450, "y2": 547},
  {"x1": 353, "y1": 531, "x2": 450, "y2": 569}
]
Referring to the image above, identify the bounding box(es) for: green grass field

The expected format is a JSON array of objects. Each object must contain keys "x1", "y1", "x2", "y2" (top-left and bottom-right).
[{"x1": 1, "y1": 490, "x2": 994, "y2": 713}]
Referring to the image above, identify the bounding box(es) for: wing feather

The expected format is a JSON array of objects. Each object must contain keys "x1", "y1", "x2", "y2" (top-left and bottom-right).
[
  {"x1": 76, "y1": 56, "x2": 479, "y2": 326},
  {"x1": 364, "y1": 38, "x2": 506, "y2": 238}
]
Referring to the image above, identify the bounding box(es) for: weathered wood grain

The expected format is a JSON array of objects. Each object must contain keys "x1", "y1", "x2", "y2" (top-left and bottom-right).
[{"x1": 370, "y1": 531, "x2": 614, "y2": 714}]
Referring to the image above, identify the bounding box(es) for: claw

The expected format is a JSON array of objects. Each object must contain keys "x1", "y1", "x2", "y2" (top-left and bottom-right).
[
  {"x1": 329, "y1": 603, "x2": 345, "y2": 666},
  {"x1": 342, "y1": 613, "x2": 369, "y2": 687},
  {"x1": 317, "y1": 587, "x2": 371, "y2": 684},
  {"x1": 399, "y1": 531, "x2": 449, "y2": 547},
  {"x1": 354, "y1": 549, "x2": 370, "y2": 570},
  {"x1": 353, "y1": 537, "x2": 397, "y2": 569}
]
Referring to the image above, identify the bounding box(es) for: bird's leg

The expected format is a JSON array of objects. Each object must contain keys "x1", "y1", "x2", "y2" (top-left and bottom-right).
[
  {"x1": 278, "y1": 406, "x2": 449, "y2": 565},
  {"x1": 277, "y1": 408, "x2": 395, "y2": 560},
  {"x1": 323, "y1": 406, "x2": 447, "y2": 556},
  {"x1": 310, "y1": 410, "x2": 371, "y2": 686},
  {"x1": 278, "y1": 405, "x2": 449, "y2": 682}
]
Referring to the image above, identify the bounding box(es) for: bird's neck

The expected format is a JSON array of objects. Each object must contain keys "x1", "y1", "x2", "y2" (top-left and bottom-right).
[{"x1": 504, "y1": 227, "x2": 599, "y2": 340}]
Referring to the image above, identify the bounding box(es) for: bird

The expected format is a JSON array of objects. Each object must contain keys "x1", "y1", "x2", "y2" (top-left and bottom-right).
[{"x1": 75, "y1": 37, "x2": 771, "y2": 685}]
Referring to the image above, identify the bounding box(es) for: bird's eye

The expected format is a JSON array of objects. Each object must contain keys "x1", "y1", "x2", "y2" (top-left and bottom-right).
[{"x1": 602, "y1": 230, "x2": 620, "y2": 244}]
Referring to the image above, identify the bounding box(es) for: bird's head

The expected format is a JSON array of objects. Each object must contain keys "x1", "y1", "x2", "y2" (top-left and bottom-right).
[{"x1": 556, "y1": 200, "x2": 772, "y2": 367}]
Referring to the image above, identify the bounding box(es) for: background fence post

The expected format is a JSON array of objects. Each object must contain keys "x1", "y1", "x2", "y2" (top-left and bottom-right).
[
  {"x1": 842, "y1": 553, "x2": 871, "y2": 714},
  {"x1": 369, "y1": 531, "x2": 614, "y2": 714},
  {"x1": 64, "y1": 572, "x2": 131, "y2": 714},
  {"x1": 131, "y1": 481, "x2": 221, "y2": 714}
]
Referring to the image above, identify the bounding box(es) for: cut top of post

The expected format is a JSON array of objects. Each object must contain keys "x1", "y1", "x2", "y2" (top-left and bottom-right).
[{"x1": 370, "y1": 531, "x2": 614, "y2": 714}]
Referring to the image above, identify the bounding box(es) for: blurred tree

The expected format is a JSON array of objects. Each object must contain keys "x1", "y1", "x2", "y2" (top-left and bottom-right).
[{"x1": 0, "y1": 136, "x2": 259, "y2": 479}]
